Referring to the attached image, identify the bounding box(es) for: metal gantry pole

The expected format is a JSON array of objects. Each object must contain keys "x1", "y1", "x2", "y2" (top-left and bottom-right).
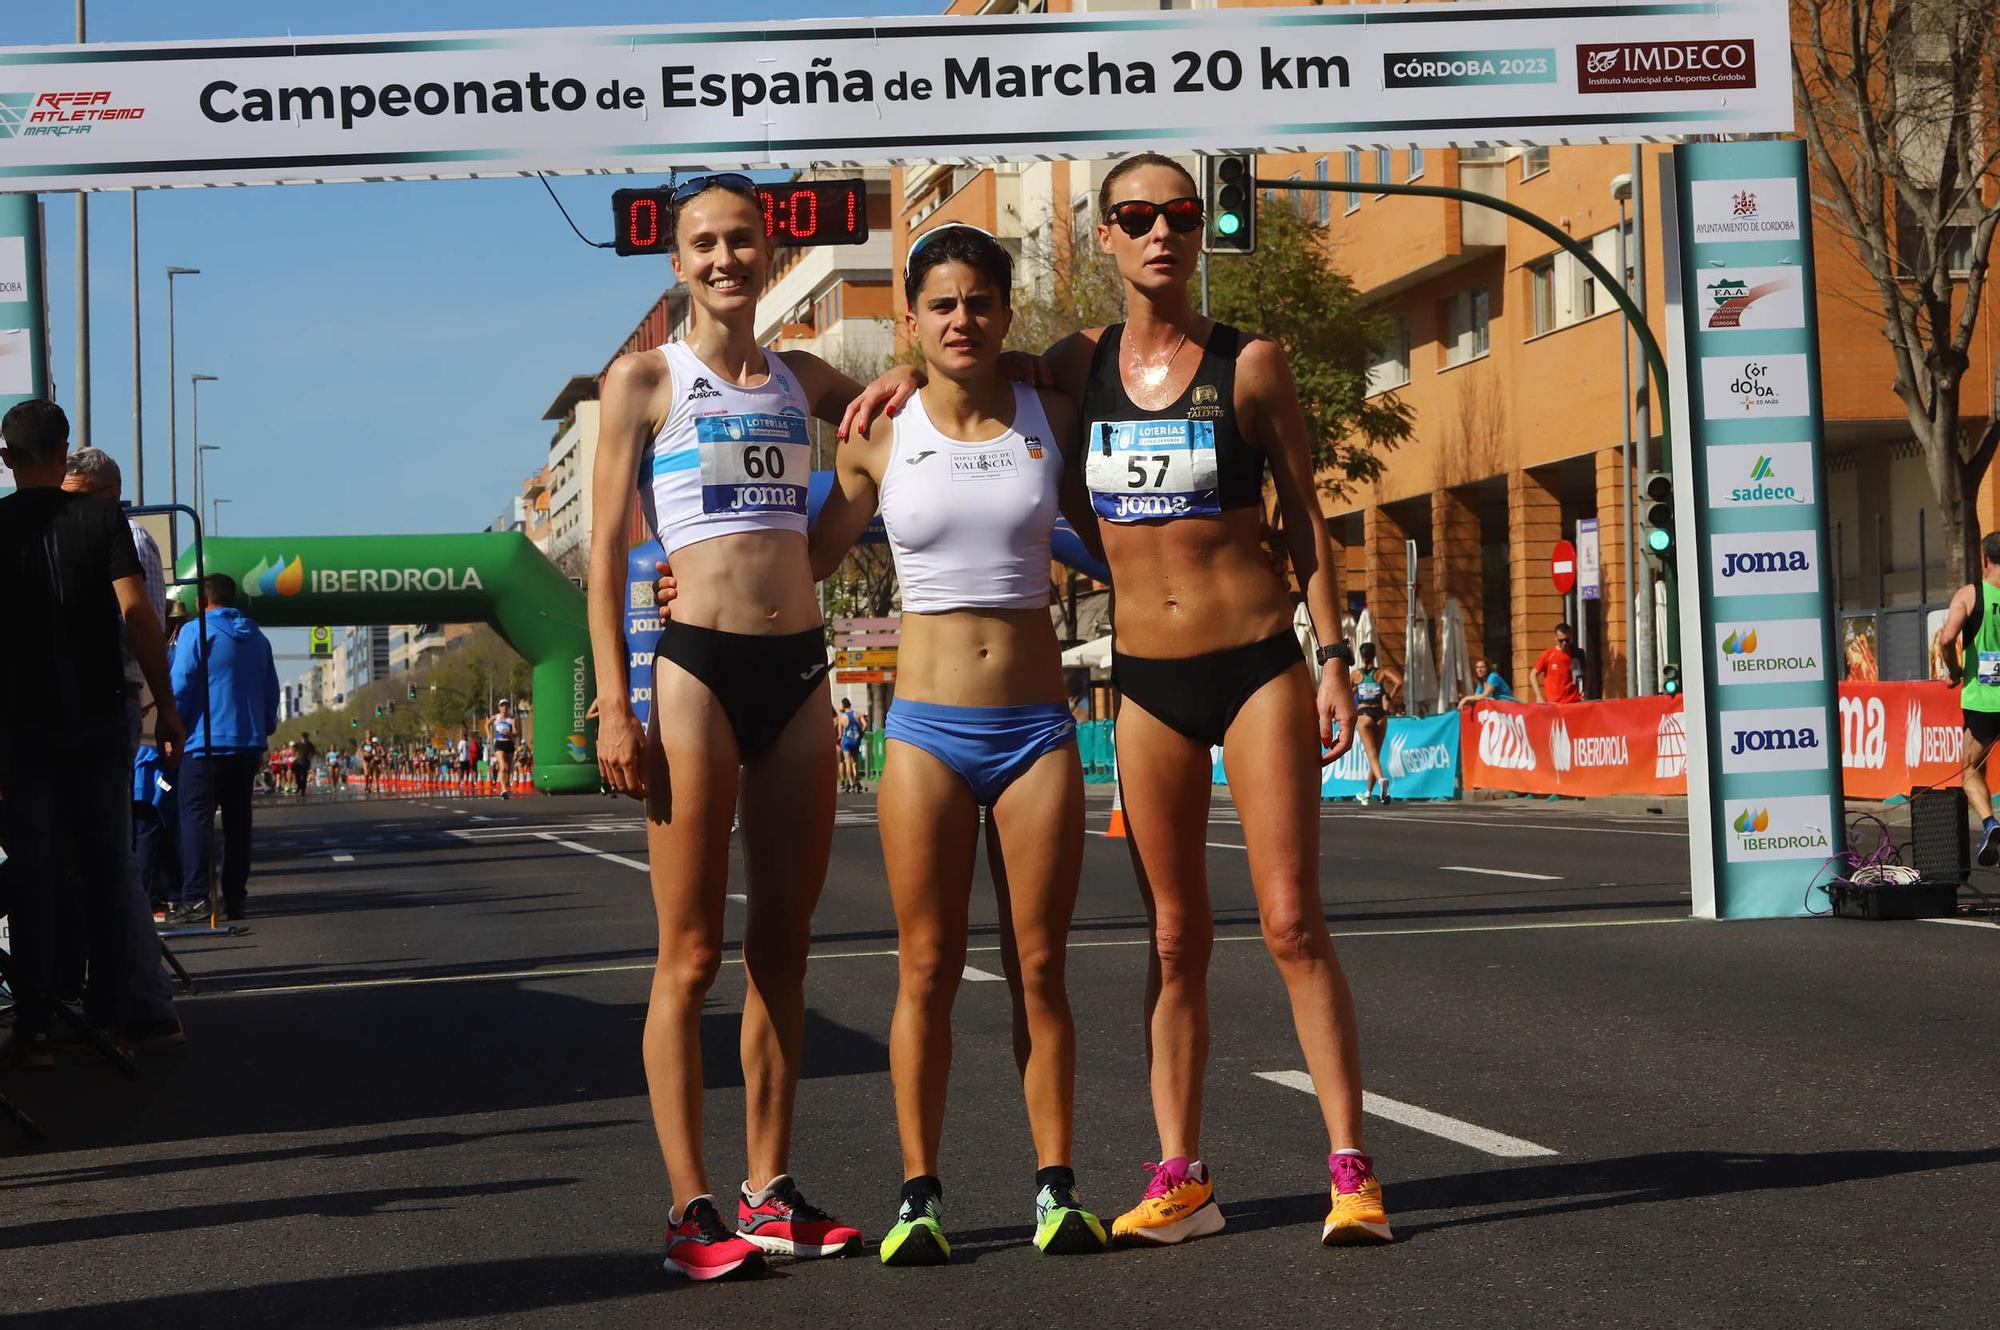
[
  {"x1": 129, "y1": 191, "x2": 142, "y2": 501},
  {"x1": 1631, "y1": 142, "x2": 1659, "y2": 691},
  {"x1": 1617, "y1": 195, "x2": 1637, "y2": 698},
  {"x1": 73, "y1": 1, "x2": 91, "y2": 445}
]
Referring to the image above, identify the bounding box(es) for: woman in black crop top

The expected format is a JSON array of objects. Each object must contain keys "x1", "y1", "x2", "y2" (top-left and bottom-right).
[{"x1": 842, "y1": 152, "x2": 1389, "y2": 1250}]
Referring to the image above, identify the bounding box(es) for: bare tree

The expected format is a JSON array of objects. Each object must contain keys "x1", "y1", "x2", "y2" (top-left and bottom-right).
[{"x1": 1795, "y1": 0, "x2": 2000, "y2": 581}]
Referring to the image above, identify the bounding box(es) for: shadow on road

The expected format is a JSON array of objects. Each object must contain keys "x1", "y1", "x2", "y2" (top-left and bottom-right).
[
  {"x1": 1224, "y1": 1146, "x2": 2000, "y2": 1238},
  {"x1": 1, "y1": 982, "x2": 887, "y2": 1156}
]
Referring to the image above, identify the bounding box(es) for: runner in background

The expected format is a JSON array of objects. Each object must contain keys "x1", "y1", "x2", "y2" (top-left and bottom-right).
[
  {"x1": 489, "y1": 699, "x2": 518, "y2": 798},
  {"x1": 588, "y1": 173, "x2": 912, "y2": 1280},
  {"x1": 454, "y1": 731, "x2": 471, "y2": 795},
  {"x1": 811, "y1": 222, "x2": 1105, "y2": 1265},
  {"x1": 838, "y1": 698, "x2": 864, "y2": 793},
  {"x1": 1933, "y1": 531, "x2": 2000, "y2": 866},
  {"x1": 841, "y1": 151, "x2": 1387, "y2": 1251},
  {"x1": 1351, "y1": 642, "x2": 1401, "y2": 806}
]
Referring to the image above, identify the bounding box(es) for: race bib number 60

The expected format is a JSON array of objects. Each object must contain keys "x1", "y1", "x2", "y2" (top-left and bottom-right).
[
  {"x1": 1085, "y1": 419, "x2": 1219, "y2": 522},
  {"x1": 697, "y1": 412, "x2": 810, "y2": 515}
]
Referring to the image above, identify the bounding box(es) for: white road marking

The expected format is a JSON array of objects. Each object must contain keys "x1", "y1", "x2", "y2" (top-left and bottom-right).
[
  {"x1": 330, "y1": 854, "x2": 355, "y2": 863},
  {"x1": 198, "y1": 916, "x2": 1688, "y2": 999},
  {"x1": 1256, "y1": 1070, "x2": 1558, "y2": 1158},
  {"x1": 961, "y1": 965, "x2": 1005, "y2": 982},
  {"x1": 1924, "y1": 916, "x2": 2000, "y2": 929},
  {"x1": 1439, "y1": 865, "x2": 1563, "y2": 881},
  {"x1": 530, "y1": 832, "x2": 690, "y2": 887},
  {"x1": 728, "y1": 893, "x2": 748, "y2": 904},
  {"x1": 1339, "y1": 811, "x2": 1685, "y2": 838}
]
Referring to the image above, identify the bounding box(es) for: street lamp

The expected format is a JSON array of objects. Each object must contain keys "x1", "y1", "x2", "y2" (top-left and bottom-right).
[
  {"x1": 1610, "y1": 171, "x2": 1649, "y2": 696},
  {"x1": 165, "y1": 267, "x2": 200, "y2": 522},
  {"x1": 190, "y1": 373, "x2": 218, "y2": 530},
  {"x1": 196, "y1": 442, "x2": 222, "y2": 527},
  {"x1": 211, "y1": 497, "x2": 231, "y2": 535}
]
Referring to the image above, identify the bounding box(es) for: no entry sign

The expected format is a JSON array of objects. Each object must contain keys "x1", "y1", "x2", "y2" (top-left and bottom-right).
[{"x1": 1551, "y1": 540, "x2": 1577, "y2": 595}]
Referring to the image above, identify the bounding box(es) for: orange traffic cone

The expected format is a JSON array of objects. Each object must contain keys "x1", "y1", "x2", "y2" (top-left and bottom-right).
[{"x1": 1105, "y1": 754, "x2": 1127, "y2": 838}]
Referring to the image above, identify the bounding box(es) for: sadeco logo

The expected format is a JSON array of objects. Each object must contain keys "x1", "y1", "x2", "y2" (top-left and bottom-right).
[
  {"x1": 1731, "y1": 456, "x2": 1800, "y2": 504},
  {"x1": 242, "y1": 554, "x2": 306, "y2": 599}
]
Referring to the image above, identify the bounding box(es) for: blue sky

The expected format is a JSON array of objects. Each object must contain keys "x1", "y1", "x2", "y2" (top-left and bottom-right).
[{"x1": 5, "y1": 2, "x2": 938, "y2": 658}]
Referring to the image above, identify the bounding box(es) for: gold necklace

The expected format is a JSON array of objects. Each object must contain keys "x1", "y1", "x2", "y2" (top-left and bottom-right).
[{"x1": 1127, "y1": 328, "x2": 1189, "y2": 395}]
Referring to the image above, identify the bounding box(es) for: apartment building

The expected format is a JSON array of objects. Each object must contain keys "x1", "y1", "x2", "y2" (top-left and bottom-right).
[
  {"x1": 542, "y1": 373, "x2": 601, "y2": 570},
  {"x1": 757, "y1": 169, "x2": 897, "y2": 381}
]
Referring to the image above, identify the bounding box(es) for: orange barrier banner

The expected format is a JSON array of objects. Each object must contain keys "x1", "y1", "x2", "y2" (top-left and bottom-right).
[
  {"x1": 1461, "y1": 698, "x2": 1689, "y2": 797},
  {"x1": 1465, "y1": 682, "x2": 1991, "y2": 801},
  {"x1": 1836, "y1": 680, "x2": 1992, "y2": 800}
]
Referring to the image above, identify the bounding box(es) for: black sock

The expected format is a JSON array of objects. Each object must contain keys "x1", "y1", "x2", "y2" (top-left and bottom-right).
[
  {"x1": 1036, "y1": 1165, "x2": 1076, "y2": 1196},
  {"x1": 901, "y1": 1175, "x2": 943, "y2": 1211}
]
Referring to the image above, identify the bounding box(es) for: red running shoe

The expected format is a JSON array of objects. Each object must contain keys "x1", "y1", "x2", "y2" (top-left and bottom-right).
[
  {"x1": 738, "y1": 1174, "x2": 864, "y2": 1258},
  {"x1": 662, "y1": 1196, "x2": 764, "y2": 1280}
]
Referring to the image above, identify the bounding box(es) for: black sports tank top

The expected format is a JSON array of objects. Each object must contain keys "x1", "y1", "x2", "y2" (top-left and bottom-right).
[{"x1": 1080, "y1": 322, "x2": 1264, "y2": 524}]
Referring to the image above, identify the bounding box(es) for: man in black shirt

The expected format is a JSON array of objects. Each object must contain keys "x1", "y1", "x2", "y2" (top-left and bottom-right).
[{"x1": 0, "y1": 399, "x2": 186, "y2": 1063}]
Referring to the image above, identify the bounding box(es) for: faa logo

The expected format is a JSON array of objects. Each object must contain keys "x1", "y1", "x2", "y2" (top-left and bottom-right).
[
  {"x1": 243, "y1": 554, "x2": 305, "y2": 599},
  {"x1": 566, "y1": 733, "x2": 589, "y2": 762}
]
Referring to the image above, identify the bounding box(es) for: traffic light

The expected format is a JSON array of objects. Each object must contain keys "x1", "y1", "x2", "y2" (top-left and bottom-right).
[
  {"x1": 1661, "y1": 663, "x2": 1681, "y2": 696},
  {"x1": 1203, "y1": 153, "x2": 1256, "y2": 255},
  {"x1": 375, "y1": 705, "x2": 384, "y2": 718},
  {"x1": 1640, "y1": 470, "x2": 1675, "y2": 561},
  {"x1": 407, "y1": 685, "x2": 418, "y2": 700}
]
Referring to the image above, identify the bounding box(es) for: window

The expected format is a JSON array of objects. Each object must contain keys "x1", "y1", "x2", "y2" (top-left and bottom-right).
[
  {"x1": 1287, "y1": 171, "x2": 1304, "y2": 216},
  {"x1": 1345, "y1": 149, "x2": 1361, "y2": 213},
  {"x1": 1530, "y1": 258, "x2": 1556, "y2": 336},
  {"x1": 1367, "y1": 316, "x2": 1411, "y2": 396},
  {"x1": 1521, "y1": 145, "x2": 1550, "y2": 179},
  {"x1": 1314, "y1": 157, "x2": 1330, "y2": 224},
  {"x1": 1374, "y1": 147, "x2": 1391, "y2": 196},
  {"x1": 1407, "y1": 147, "x2": 1425, "y2": 180},
  {"x1": 1442, "y1": 286, "x2": 1491, "y2": 367}
]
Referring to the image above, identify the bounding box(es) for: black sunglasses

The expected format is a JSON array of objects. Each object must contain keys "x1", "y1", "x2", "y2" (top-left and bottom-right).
[
  {"x1": 1103, "y1": 196, "x2": 1204, "y2": 239},
  {"x1": 671, "y1": 172, "x2": 757, "y2": 204}
]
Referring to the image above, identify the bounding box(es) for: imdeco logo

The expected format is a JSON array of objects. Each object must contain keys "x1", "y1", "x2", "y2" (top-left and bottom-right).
[{"x1": 1576, "y1": 40, "x2": 1756, "y2": 94}]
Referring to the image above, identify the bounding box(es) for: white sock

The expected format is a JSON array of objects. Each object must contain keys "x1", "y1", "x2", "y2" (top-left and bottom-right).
[
  {"x1": 1334, "y1": 1148, "x2": 1365, "y2": 1157},
  {"x1": 742, "y1": 1174, "x2": 791, "y2": 1206}
]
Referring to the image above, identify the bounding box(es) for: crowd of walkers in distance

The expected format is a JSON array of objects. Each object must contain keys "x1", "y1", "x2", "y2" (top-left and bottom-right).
[{"x1": 264, "y1": 728, "x2": 533, "y2": 796}]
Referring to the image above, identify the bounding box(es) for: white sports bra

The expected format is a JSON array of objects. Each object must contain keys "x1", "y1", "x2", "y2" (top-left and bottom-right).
[
  {"x1": 640, "y1": 341, "x2": 813, "y2": 559},
  {"x1": 877, "y1": 384, "x2": 1063, "y2": 613}
]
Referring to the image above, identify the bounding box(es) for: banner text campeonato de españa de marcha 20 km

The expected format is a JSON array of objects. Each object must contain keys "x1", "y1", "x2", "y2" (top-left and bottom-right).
[{"x1": 0, "y1": 1, "x2": 1796, "y2": 192}]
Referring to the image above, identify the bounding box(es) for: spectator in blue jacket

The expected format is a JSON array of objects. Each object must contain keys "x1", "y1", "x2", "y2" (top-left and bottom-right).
[{"x1": 170, "y1": 573, "x2": 278, "y2": 921}]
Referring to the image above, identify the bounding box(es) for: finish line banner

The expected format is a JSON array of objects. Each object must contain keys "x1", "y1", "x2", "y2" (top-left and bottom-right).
[{"x1": 0, "y1": 2, "x2": 1794, "y2": 192}]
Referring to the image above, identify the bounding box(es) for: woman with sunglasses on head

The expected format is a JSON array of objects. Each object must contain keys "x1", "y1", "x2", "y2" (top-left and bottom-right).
[
  {"x1": 843, "y1": 152, "x2": 1390, "y2": 1250},
  {"x1": 590, "y1": 172, "x2": 916, "y2": 1281},
  {"x1": 810, "y1": 223, "x2": 1106, "y2": 1266}
]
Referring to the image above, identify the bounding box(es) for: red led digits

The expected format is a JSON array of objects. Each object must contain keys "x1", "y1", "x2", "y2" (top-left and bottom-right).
[
  {"x1": 628, "y1": 197, "x2": 659, "y2": 250},
  {"x1": 611, "y1": 180, "x2": 869, "y2": 255}
]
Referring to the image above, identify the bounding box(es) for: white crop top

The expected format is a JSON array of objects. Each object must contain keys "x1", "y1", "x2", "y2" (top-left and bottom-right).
[
  {"x1": 640, "y1": 341, "x2": 814, "y2": 559},
  {"x1": 877, "y1": 384, "x2": 1063, "y2": 613}
]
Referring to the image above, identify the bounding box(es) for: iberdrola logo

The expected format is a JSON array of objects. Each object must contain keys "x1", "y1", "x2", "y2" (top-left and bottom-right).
[
  {"x1": 1722, "y1": 628, "x2": 1759, "y2": 655},
  {"x1": 1732, "y1": 807, "x2": 1770, "y2": 834},
  {"x1": 566, "y1": 733, "x2": 589, "y2": 762},
  {"x1": 242, "y1": 554, "x2": 305, "y2": 599}
]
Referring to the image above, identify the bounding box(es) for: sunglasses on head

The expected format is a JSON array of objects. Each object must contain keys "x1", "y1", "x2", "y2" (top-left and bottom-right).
[
  {"x1": 1103, "y1": 196, "x2": 1204, "y2": 239},
  {"x1": 904, "y1": 221, "x2": 1001, "y2": 277},
  {"x1": 670, "y1": 172, "x2": 757, "y2": 204}
]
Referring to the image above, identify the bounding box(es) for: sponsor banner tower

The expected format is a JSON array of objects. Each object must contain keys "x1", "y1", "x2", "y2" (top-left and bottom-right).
[
  {"x1": 0, "y1": 192, "x2": 48, "y2": 485},
  {"x1": 1665, "y1": 140, "x2": 1842, "y2": 918}
]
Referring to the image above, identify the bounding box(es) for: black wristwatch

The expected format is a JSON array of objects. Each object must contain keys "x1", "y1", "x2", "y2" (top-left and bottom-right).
[{"x1": 1315, "y1": 642, "x2": 1353, "y2": 667}]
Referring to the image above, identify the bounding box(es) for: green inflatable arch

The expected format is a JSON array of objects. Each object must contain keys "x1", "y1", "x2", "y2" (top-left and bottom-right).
[{"x1": 176, "y1": 533, "x2": 597, "y2": 793}]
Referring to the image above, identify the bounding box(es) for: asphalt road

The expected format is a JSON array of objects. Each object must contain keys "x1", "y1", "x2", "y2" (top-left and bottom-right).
[{"x1": 4, "y1": 788, "x2": 1998, "y2": 1329}]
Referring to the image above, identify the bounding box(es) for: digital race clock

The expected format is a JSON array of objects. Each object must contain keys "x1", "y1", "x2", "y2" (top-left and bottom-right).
[{"x1": 611, "y1": 179, "x2": 870, "y2": 256}]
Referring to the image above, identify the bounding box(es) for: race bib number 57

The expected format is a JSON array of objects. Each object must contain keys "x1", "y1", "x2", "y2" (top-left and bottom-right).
[
  {"x1": 1085, "y1": 419, "x2": 1219, "y2": 522},
  {"x1": 697, "y1": 413, "x2": 810, "y2": 515}
]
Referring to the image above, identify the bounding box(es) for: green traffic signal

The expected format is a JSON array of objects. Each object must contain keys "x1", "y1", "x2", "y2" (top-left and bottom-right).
[
  {"x1": 1203, "y1": 153, "x2": 1257, "y2": 255},
  {"x1": 1646, "y1": 527, "x2": 1673, "y2": 554},
  {"x1": 1217, "y1": 212, "x2": 1243, "y2": 236}
]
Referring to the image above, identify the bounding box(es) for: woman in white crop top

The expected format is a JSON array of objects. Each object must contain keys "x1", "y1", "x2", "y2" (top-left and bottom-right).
[
  {"x1": 808, "y1": 224, "x2": 1109, "y2": 1263},
  {"x1": 587, "y1": 174, "x2": 918, "y2": 1278}
]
